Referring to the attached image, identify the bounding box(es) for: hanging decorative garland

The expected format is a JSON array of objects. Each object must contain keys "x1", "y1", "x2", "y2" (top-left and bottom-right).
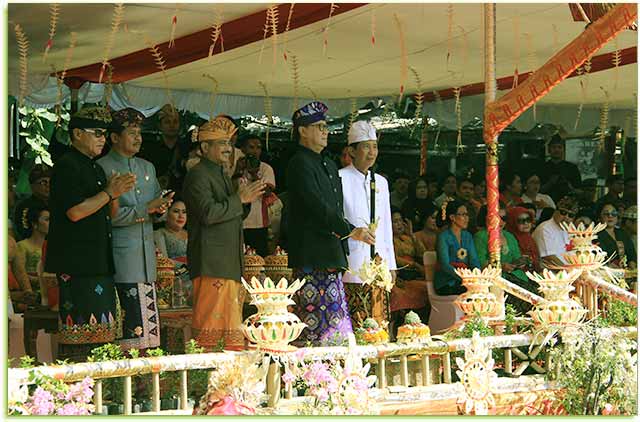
[
  {"x1": 145, "y1": 36, "x2": 173, "y2": 107},
  {"x1": 102, "y1": 63, "x2": 115, "y2": 107},
  {"x1": 99, "y1": 3, "x2": 124, "y2": 83},
  {"x1": 208, "y1": 5, "x2": 224, "y2": 58},
  {"x1": 259, "y1": 81, "x2": 273, "y2": 150},
  {"x1": 612, "y1": 38, "x2": 621, "y2": 92},
  {"x1": 289, "y1": 53, "x2": 300, "y2": 112},
  {"x1": 347, "y1": 96, "x2": 358, "y2": 133},
  {"x1": 433, "y1": 90, "x2": 444, "y2": 150},
  {"x1": 282, "y1": 3, "x2": 295, "y2": 61},
  {"x1": 42, "y1": 3, "x2": 60, "y2": 64},
  {"x1": 573, "y1": 65, "x2": 586, "y2": 131},
  {"x1": 525, "y1": 32, "x2": 537, "y2": 122},
  {"x1": 14, "y1": 24, "x2": 29, "y2": 107},
  {"x1": 512, "y1": 16, "x2": 520, "y2": 89},
  {"x1": 202, "y1": 74, "x2": 219, "y2": 120},
  {"x1": 54, "y1": 31, "x2": 77, "y2": 126},
  {"x1": 259, "y1": 5, "x2": 278, "y2": 65},
  {"x1": 454, "y1": 86, "x2": 463, "y2": 155},
  {"x1": 370, "y1": 8, "x2": 376, "y2": 47},
  {"x1": 446, "y1": 3, "x2": 454, "y2": 70},
  {"x1": 595, "y1": 87, "x2": 610, "y2": 152},
  {"x1": 168, "y1": 5, "x2": 180, "y2": 49},
  {"x1": 393, "y1": 13, "x2": 408, "y2": 101},
  {"x1": 322, "y1": 3, "x2": 339, "y2": 56},
  {"x1": 409, "y1": 66, "x2": 424, "y2": 137}
]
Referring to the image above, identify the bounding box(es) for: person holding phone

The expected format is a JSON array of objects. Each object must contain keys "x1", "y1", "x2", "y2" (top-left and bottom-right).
[
  {"x1": 235, "y1": 135, "x2": 276, "y2": 257},
  {"x1": 46, "y1": 106, "x2": 136, "y2": 361},
  {"x1": 98, "y1": 108, "x2": 173, "y2": 351}
]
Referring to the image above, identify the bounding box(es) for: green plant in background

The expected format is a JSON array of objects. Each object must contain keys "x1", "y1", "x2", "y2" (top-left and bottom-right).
[
  {"x1": 18, "y1": 105, "x2": 59, "y2": 167},
  {"x1": 504, "y1": 304, "x2": 517, "y2": 335},
  {"x1": 87, "y1": 343, "x2": 125, "y2": 403},
  {"x1": 548, "y1": 319, "x2": 637, "y2": 415},
  {"x1": 19, "y1": 355, "x2": 36, "y2": 369},
  {"x1": 599, "y1": 299, "x2": 637, "y2": 327},
  {"x1": 185, "y1": 339, "x2": 210, "y2": 402}
]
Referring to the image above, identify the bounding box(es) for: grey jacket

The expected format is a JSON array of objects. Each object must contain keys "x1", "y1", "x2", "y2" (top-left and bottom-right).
[
  {"x1": 182, "y1": 158, "x2": 246, "y2": 281},
  {"x1": 97, "y1": 150, "x2": 161, "y2": 284}
]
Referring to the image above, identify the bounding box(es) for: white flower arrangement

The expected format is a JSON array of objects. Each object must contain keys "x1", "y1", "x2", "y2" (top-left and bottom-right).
[{"x1": 354, "y1": 254, "x2": 394, "y2": 292}]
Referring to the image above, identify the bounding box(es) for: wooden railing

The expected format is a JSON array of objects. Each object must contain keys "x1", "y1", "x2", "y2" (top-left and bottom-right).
[{"x1": 9, "y1": 326, "x2": 636, "y2": 414}]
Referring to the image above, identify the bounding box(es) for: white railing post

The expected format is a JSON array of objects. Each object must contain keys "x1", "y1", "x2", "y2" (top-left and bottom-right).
[
  {"x1": 180, "y1": 370, "x2": 188, "y2": 410},
  {"x1": 123, "y1": 376, "x2": 132, "y2": 415},
  {"x1": 443, "y1": 353, "x2": 452, "y2": 383},
  {"x1": 94, "y1": 379, "x2": 103, "y2": 414},
  {"x1": 421, "y1": 355, "x2": 430, "y2": 386},
  {"x1": 152, "y1": 372, "x2": 161, "y2": 412}
]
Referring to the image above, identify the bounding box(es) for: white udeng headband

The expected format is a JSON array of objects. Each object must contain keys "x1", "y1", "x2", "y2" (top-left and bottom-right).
[{"x1": 348, "y1": 120, "x2": 377, "y2": 145}]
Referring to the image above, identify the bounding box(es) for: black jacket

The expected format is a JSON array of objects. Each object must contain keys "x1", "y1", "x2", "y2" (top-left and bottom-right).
[
  {"x1": 45, "y1": 147, "x2": 115, "y2": 276},
  {"x1": 286, "y1": 146, "x2": 354, "y2": 269}
]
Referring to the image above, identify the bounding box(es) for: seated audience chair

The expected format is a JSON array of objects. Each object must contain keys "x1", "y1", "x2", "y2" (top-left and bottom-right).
[{"x1": 423, "y1": 251, "x2": 464, "y2": 334}]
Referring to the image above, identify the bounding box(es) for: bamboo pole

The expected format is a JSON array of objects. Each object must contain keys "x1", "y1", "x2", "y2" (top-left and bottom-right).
[{"x1": 483, "y1": 3, "x2": 504, "y2": 317}]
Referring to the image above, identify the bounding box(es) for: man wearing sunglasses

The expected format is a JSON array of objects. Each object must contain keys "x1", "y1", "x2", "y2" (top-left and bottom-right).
[
  {"x1": 286, "y1": 101, "x2": 374, "y2": 346},
  {"x1": 532, "y1": 196, "x2": 579, "y2": 268},
  {"x1": 45, "y1": 106, "x2": 137, "y2": 361}
]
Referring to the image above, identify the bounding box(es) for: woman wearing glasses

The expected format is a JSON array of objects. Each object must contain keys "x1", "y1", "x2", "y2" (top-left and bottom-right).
[
  {"x1": 473, "y1": 204, "x2": 536, "y2": 313},
  {"x1": 596, "y1": 202, "x2": 637, "y2": 269},
  {"x1": 433, "y1": 199, "x2": 480, "y2": 296}
]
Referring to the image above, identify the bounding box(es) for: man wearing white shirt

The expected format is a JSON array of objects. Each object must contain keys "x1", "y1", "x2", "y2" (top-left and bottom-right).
[
  {"x1": 238, "y1": 135, "x2": 276, "y2": 257},
  {"x1": 532, "y1": 196, "x2": 578, "y2": 267},
  {"x1": 340, "y1": 120, "x2": 396, "y2": 322}
]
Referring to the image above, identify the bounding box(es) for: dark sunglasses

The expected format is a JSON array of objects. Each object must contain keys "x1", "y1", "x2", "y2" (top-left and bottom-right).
[
  {"x1": 500, "y1": 214, "x2": 507, "y2": 222},
  {"x1": 83, "y1": 128, "x2": 108, "y2": 138},
  {"x1": 601, "y1": 211, "x2": 619, "y2": 218},
  {"x1": 517, "y1": 217, "x2": 532, "y2": 224},
  {"x1": 558, "y1": 209, "x2": 576, "y2": 218}
]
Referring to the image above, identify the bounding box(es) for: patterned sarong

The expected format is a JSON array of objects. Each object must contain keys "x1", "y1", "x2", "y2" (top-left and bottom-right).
[
  {"x1": 291, "y1": 268, "x2": 353, "y2": 347},
  {"x1": 116, "y1": 282, "x2": 160, "y2": 350},
  {"x1": 192, "y1": 276, "x2": 246, "y2": 351}
]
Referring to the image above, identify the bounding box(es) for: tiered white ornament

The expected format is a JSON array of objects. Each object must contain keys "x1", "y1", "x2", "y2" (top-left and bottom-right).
[
  {"x1": 454, "y1": 267, "x2": 502, "y2": 319},
  {"x1": 241, "y1": 277, "x2": 307, "y2": 354},
  {"x1": 525, "y1": 269, "x2": 587, "y2": 327}
]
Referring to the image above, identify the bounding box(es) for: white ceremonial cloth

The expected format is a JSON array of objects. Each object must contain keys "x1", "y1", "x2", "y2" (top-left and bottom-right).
[{"x1": 339, "y1": 165, "x2": 397, "y2": 284}]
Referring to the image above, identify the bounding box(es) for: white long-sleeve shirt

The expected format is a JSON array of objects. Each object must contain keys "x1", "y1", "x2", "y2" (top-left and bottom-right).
[
  {"x1": 532, "y1": 217, "x2": 569, "y2": 260},
  {"x1": 339, "y1": 165, "x2": 396, "y2": 284}
]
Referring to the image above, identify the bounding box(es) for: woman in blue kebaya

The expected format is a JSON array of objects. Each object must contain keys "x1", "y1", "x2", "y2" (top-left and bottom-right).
[{"x1": 434, "y1": 199, "x2": 480, "y2": 295}]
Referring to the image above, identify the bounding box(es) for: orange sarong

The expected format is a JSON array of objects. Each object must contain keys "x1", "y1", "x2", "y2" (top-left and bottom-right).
[{"x1": 192, "y1": 276, "x2": 246, "y2": 351}]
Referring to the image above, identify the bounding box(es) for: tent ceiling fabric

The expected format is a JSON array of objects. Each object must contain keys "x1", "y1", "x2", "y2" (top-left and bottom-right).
[{"x1": 8, "y1": 3, "x2": 638, "y2": 108}]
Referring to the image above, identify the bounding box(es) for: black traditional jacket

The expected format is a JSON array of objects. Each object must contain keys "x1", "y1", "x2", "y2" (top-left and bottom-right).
[
  {"x1": 286, "y1": 145, "x2": 354, "y2": 269},
  {"x1": 45, "y1": 147, "x2": 115, "y2": 276}
]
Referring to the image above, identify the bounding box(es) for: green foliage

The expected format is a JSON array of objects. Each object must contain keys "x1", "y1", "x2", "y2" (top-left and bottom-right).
[
  {"x1": 127, "y1": 349, "x2": 139, "y2": 359},
  {"x1": 19, "y1": 355, "x2": 36, "y2": 369},
  {"x1": 599, "y1": 299, "x2": 637, "y2": 327},
  {"x1": 185, "y1": 339, "x2": 205, "y2": 354},
  {"x1": 548, "y1": 320, "x2": 637, "y2": 415},
  {"x1": 88, "y1": 343, "x2": 125, "y2": 403},
  {"x1": 504, "y1": 304, "x2": 517, "y2": 335},
  {"x1": 17, "y1": 105, "x2": 62, "y2": 167},
  {"x1": 184, "y1": 339, "x2": 209, "y2": 401},
  {"x1": 145, "y1": 347, "x2": 166, "y2": 357}
]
